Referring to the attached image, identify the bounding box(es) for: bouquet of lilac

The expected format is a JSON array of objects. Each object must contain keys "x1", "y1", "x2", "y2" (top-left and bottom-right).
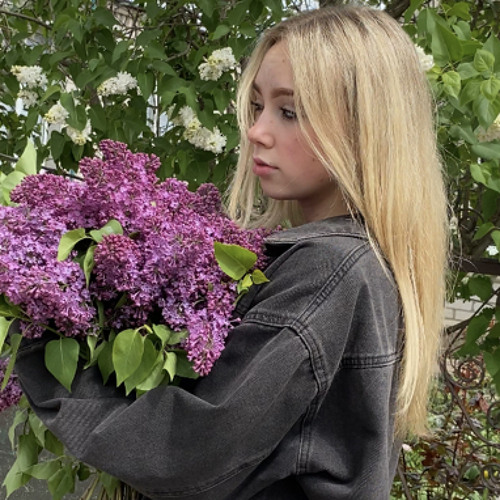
[{"x1": 0, "y1": 140, "x2": 270, "y2": 400}]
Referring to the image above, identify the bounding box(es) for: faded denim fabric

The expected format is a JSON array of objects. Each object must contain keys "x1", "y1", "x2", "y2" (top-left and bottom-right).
[{"x1": 16, "y1": 215, "x2": 402, "y2": 499}]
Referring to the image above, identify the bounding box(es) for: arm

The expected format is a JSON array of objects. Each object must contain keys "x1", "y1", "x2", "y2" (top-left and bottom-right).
[{"x1": 15, "y1": 320, "x2": 317, "y2": 500}]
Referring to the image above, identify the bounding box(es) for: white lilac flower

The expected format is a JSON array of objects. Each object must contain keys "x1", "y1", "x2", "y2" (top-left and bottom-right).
[
  {"x1": 198, "y1": 47, "x2": 237, "y2": 81},
  {"x1": 97, "y1": 72, "x2": 138, "y2": 97},
  {"x1": 477, "y1": 114, "x2": 500, "y2": 143},
  {"x1": 63, "y1": 77, "x2": 77, "y2": 93},
  {"x1": 11, "y1": 65, "x2": 48, "y2": 89},
  {"x1": 44, "y1": 102, "x2": 69, "y2": 125},
  {"x1": 174, "y1": 106, "x2": 227, "y2": 154},
  {"x1": 415, "y1": 45, "x2": 434, "y2": 72},
  {"x1": 17, "y1": 90, "x2": 38, "y2": 108},
  {"x1": 66, "y1": 121, "x2": 92, "y2": 145}
]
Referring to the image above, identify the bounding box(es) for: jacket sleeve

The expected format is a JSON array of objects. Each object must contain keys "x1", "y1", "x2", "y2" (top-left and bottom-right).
[{"x1": 15, "y1": 317, "x2": 318, "y2": 499}]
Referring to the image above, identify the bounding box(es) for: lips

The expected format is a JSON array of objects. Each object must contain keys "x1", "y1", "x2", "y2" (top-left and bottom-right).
[{"x1": 252, "y1": 157, "x2": 277, "y2": 176}]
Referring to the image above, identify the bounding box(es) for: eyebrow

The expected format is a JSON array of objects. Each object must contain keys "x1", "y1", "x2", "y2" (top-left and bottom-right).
[{"x1": 252, "y1": 82, "x2": 294, "y2": 98}]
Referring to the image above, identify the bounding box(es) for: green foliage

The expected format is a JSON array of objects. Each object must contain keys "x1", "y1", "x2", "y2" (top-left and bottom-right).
[
  {"x1": 0, "y1": 0, "x2": 298, "y2": 191},
  {"x1": 405, "y1": 0, "x2": 500, "y2": 392}
]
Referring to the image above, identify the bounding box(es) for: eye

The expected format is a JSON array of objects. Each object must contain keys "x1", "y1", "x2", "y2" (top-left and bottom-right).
[
  {"x1": 280, "y1": 107, "x2": 297, "y2": 121},
  {"x1": 250, "y1": 101, "x2": 263, "y2": 114}
]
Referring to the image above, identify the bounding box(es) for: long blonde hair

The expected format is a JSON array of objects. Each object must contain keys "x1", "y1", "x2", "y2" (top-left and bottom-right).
[{"x1": 228, "y1": 6, "x2": 448, "y2": 437}]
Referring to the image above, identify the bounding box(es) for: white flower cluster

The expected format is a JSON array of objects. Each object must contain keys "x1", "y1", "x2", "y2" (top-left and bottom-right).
[
  {"x1": 17, "y1": 90, "x2": 38, "y2": 108},
  {"x1": 11, "y1": 65, "x2": 48, "y2": 89},
  {"x1": 97, "y1": 71, "x2": 138, "y2": 97},
  {"x1": 198, "y1": 47, "x2": 237, "y2": 81},
  {"x1": 44, "y1": 103, "x2": 70, "y2": 125},
  {"x1": 415, "y1": 45, "x2": 434, "y2": 72},
  {"x1": 477, "y1": 114, "x2": 500, "y2": 143},
  {"x1": 44, "y1": 102, "x2": 92, "y2": 145},
  {"x1": 66, "y1": 121, "x2": 92, "y2": 146},
  {"x1": 172, "y1": 106, "x2": 227, "y2": 154}
]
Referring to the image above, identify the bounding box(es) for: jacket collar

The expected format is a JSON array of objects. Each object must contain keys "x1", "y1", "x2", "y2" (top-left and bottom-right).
[{"x1": 265, "y1": 215, "x2": 367, "y2": 246}]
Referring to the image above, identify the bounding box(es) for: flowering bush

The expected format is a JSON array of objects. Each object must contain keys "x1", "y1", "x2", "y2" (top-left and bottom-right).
[
  {"x1": 0, "y1": 140, "x2": 270, "y2": 403},
  {"x1": 0, "y1": 0, "x2": 294, "y2": 191}
]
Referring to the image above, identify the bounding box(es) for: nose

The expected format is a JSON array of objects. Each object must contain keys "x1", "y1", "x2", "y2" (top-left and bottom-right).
[{"x1": 247, "y1": 113, "x2": 274, "y2": 148}]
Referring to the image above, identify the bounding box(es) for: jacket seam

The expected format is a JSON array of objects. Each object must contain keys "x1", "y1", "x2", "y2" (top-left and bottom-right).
[{"x1": 136, "y1": 452, "x2": 270, "y2": 497}]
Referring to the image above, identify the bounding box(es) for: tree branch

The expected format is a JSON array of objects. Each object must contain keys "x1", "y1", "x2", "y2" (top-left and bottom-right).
[
  {"x1": 386, "y1": 0, "x2": 411, "y2": 19},
  {"x1": 0, "y1": 8, "x2": 51, "y2": 29}
]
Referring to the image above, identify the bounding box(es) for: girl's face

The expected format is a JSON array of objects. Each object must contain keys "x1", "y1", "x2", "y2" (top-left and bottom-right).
[{"x1": 248, "y1": 41, "x2": 347, "y2": 222}]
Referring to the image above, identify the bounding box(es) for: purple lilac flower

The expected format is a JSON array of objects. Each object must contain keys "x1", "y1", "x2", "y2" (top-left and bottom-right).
[
  {"x1": 0, "y1": 358, "x2": 23, "y2": 412},
  {"x1": 1, "y1": 140, "x2": 271, "y2": 375},
  {"x1": 0, "y1": 206, "x2": 95, "y2": 338}
]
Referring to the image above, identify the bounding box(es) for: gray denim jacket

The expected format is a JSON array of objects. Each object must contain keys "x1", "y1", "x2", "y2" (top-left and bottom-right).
[{"x1": 16, "y1": 215, "x2": 402, "y2": 499}]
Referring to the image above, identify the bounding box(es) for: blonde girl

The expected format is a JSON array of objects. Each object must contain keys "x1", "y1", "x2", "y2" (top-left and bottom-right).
[
  {"x1": 229, "y1": 5, "x2": 448, "y2": 438},
  {"x1": 17, "y1": 5, "x2": 448, "y2": 499}
]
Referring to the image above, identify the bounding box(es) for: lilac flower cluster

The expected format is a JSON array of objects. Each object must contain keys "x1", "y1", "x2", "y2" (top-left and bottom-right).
[
  {"x1": 2, "y1": 141, "x2": 269, "y2": 375},
  {"x1": 0, "y1": 358, "x2": 22, "y2": 412}
]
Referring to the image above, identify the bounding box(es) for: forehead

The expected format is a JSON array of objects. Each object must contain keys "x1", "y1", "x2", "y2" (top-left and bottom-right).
[{"x1": 254, "y1": 42, "x2": 294, "y2": 91}]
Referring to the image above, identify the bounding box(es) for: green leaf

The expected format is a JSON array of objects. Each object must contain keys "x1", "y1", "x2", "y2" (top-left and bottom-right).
[
  {"x1": 457, "y1": 313, "x2": 490, "y2": 356},
  {"x1": 44, "y1": 430, "x2": 64, "y2": 456},
  {"x1": 41, "y1": 84, "x2": 61, "y2": 102},
  {"x1": 214, "y1": 242, "x2": 257, "y2": 280},
  {"x1": 251, "y1": 269, "x2": 269, "y2": 284},
  {"x1": 83, "y1": 335, "x2": 102, "y2": 369},
  {"x1": 442, "y1": 71, "x2": 461, "y2": 99},
  {"x1": 123, "y1": 338, "x2": 158, "y2": 395},
  {"x1": 57, "y1": 228, "x2": 87, "y2": 261},
  {"x1": 468, "y1": 275, "x2": 493, "y2": 301},
  {"x1": 473, "y1": 222, "x2": 494, "y2": 241},
  {"x1": 98, "y1": 340, "x2": 114, "y2": 384},
  {"x1": 59, "y1": 92, "x2": 76, "y2": 116},
  {"x1": 0, "y1": 317, "x2": 14, "y2": 354},
  {"x1": 2, "y1": 460, "x2": 29, "y2": 497},
  {"x1": 25, "y1": 460, "x2": 61, "y2": 480},
  {"x1": 48, "y1": 464, "x2": 75, "y2": 500},
  {"x1": 8, "y1": 408, "x2": 28, "y2": 448},
  {"x1": 164, "y1": 351, "x2": 177, "y2": 380},
  {"x1": 473, "y1": 95, "x2": 500, "y2": 129},
  {"x1": 198, "y1": 0, "x2": 216, "y2": 16},
  {"x1": 491, "y1": 230, "x2": 500, "y2": 252},
  {"x1": 2, "y1": 171, "x2": 26, "y2": 204},
  {"x1": 152, "y1": 324, "x2": 187, "y2": 347},
  {"x1": 89, "y1": 219, "x2": 124, "y2": 243},
  {"x1": 427, "y1": 12, "x2": 463, "y2": 64},
  {"x1": 135, "y1": 355, "x2": 166, "y2": 391},
  {"x1": 28, "y1": 410, "x2": 47, "y2": 447},
  {"x1": 480, "y1": 78, "x2": 500, "y2": 101},
  {"x1": 98, "y1": 471, "x2": 121, "y2": 498},
  {"x1": 472, "y1": 143, "x2": 500, "y2": 161},
  {"x1": 45, "y1": 338, "x2": 80, "y2": 392},
  {"x1": 50, "y1": 131, "x2": 66, "y2": 160},
  {"x1": 14, "y1": 140, "x2": 37, "y2": 176},
  {"x1": 17, "y1": 432, "x2": 40, "y2": 471},
  {"x1": 2, "y1": 334, "x2": 22, "y2": 390},
  {"x1": 112, "y1": 329, "x2": 144, "y2": 386},
  {"x1": 446, "y1": 2, "x2": 471, "y2": 20},
  {"x1": 474, "y1": 49, "x2": 495, "y2": 73},
  {"x1": 483, "y1": 349, "x2": 500, "y2": 378},
  {"x1": 212, "y1": 24, "x2": 231, "y2": 40},
  {"x1": 0, "y1": 296, "x2": 23, "y2": 320},
  {"x1": 449, "y1": 124, "x2": 477, "y2": 144},
  {"x1": 137, "y1": 72, "x2": 155, "y2": 100},
  {"x1": 460, "y1": 80, "x2": 480, "y2": 105},
  {"x1": 83, "y1": 244, "x2": 95, "y2": 287},
  {"x1": 93, "y1": 6, "x2": 117, "y2": 27},
  {"x1": 457, "y1": 62, "x2": 478, "y2": 80},
  {"x1": 173, "y1": 349, "x2": 199, "y2": 379},
  {"x1": 484, "y1": 34, "x2": 500, "y2": 73}
]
